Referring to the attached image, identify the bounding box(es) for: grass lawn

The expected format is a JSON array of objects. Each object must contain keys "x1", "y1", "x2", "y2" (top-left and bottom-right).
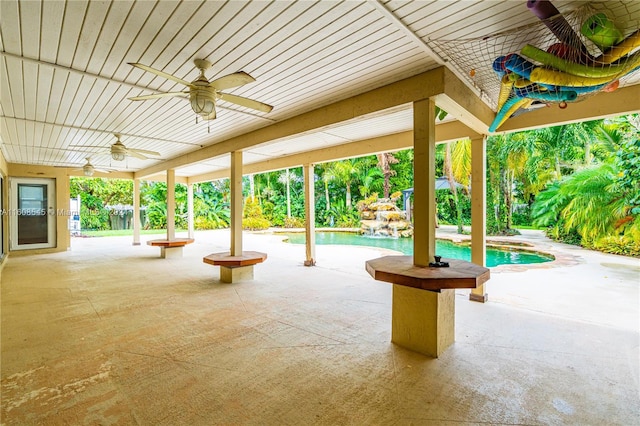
[
  {"x1": 513, "y1": 225, "x2": 546, "y2": 230},
  {"x1": 78, "y1": 229, "x2": 188, "y2": 237}
]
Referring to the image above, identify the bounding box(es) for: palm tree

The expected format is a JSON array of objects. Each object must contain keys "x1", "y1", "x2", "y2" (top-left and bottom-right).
[
  {"x1": 532, "y1": 163, "x2": 621, "y2": 242},
  {"x1": 358, "y1": 166, "x2": 384, "y2": 198},
  {"x1": 278, "y1": 168, "x2": 298, "y2": 218},
  {"x1": 443, "y1": 139, "x2": 471, "y2": 233},
  {"x1": 317, "y1": 163, "x2": 336, "y2": 210},
  {"x1": 377, "y1": 152, "x2": 398, "y2": 198},
  {"x1": 332, "y1": 159, "x2": 361, "y2": 208},
  {"x1": 532, "y1": 115, "x2": 640, "y2": 250}
]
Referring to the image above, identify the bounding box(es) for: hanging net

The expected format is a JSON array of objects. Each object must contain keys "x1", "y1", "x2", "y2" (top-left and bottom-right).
[{"x1": 429, "y1": 1, "x2": 640, "y2": 132}]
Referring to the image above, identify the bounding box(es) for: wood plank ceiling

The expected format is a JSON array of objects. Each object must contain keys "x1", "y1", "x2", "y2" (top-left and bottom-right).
[{"x1": 1, "y1": 0, "x2": 639, "y2": 177}]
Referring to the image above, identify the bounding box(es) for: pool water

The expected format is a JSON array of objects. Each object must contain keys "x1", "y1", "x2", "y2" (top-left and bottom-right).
[{"x1": 282, "y1": 232, "x2": 553, "y2": 268}]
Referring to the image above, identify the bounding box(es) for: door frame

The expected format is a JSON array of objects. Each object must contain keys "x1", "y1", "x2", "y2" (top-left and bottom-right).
[{"x1": 9, "y1": 177, "x2": 57, "y2": 251}]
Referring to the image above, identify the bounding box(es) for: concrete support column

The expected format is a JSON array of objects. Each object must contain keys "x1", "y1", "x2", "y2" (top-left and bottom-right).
[
  {"x1": 133, "y1": 178, "x2": 141, "y2": 246},
  {"x1": 303, "y1": 163, "x2": 316, "y2": 266},
  {"x1": 166, "y1": 169, "x2": 176, "y2": 241},
  {"x1": 230, "y1": 151, "x2": 243, "y2": 256},
  {"x1": 413, "y1": 98, "x2": 437, "y2": 267},
  {"x1": 187, "y1": 182, "x2": 195, "y2": 240},
  {"x1": 470, "y1": 135, "x2": 488, "y2": 303}
]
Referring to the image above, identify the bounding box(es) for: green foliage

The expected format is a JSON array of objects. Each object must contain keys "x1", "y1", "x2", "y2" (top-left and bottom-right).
[
  {"x1": 67, "y1": 115, "x2": 637, "y2": 259},
  {"x1": 326, "y1": 199, "x2": 360, "y2": 228},
  {"x1": 532, "y1": 160, "x2": 638, "y2": 248},
  {"x1": 616, "y1": 138, "x2": 640, "y2": 210},
  {"x1": 193, "y1": 182, "x2": 230, "y2": 229},
  {"x1": 143, "y1": 181, "x2": 168, "y2": 229},
  {"x1": 586, "y1": 235, "x2": 640, "y2": 257},
  {"x1": 243, "y1": 197, "x2": 270, "y2": 230},
  {"x1": 283, "y1": 217, "x2": 305, "y2": 228},
  {"x1": 80, "y1": 201, "x2": 110, "y2": 231},
  {"x1": 70, "y1": 177, "x2": 133, "y2": 230},
  {"x1": 389, "y1": 149, "x2": 413, "y2": 192},
  {"x1": 242, "y1": 217, "x2": 271, "y2": 230},
  {"x1": 436, "y1": 191, "x2": 470, "y2": 226}
]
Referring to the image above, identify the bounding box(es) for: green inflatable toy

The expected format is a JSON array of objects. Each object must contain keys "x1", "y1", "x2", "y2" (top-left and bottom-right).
[{"x1": 581, "y1": 13, "x2": 624, "y2": 50}]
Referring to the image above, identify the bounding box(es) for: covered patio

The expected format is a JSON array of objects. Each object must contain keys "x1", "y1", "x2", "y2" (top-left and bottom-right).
[
  {"x1": 1, "y1": 229, "x2": 638, "y2": 423},
  {"x1": 1, "y1": 0, "x2": 639, "y2": 423}
]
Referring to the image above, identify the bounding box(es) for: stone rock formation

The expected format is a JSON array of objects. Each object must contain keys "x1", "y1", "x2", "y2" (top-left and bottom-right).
[{"x1": 359, "y1": 198, "x2": 413, "y2": 238}]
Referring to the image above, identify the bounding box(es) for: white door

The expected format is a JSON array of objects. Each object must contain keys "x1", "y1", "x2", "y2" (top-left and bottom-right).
[{"x1": 10, "y1": 178, "x2": 57, "y2": 250}]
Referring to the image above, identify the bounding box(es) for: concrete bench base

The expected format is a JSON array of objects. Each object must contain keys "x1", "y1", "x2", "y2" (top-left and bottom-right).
[
  {"x1": 147, "y1": 238, "x2": 194, "y2": 258},
  {"x1": 366, "y1": 255, "x2": 489, "y2": 358},
  {"x1": 392, "y1": 285, "x2": 455, "y2": 358},
  {"x1": 220, "y1": 265, "x2": 255, "y2": 283},
  {"x1": 203, "y1": 251, "x2": 267, "y2": 283}
]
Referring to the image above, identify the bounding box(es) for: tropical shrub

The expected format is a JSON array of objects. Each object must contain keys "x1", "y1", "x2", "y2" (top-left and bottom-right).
[
  {"x1": 532, "y1": 162, "x2": 639, "y2": 252},
  {"x1": 586, "y1": 235, "x2": 640, "y2": 257},
  {"x1": 283, "y1": 217, "x2": 305, "y2": 228},
  {"x1": 243, "y1": 197, "x2": 270, "y2": 230},
  {"x1": 243, "y1": 217, "x2": 271, "y2": 230},
  {"x1": 326, "y1": 199, "x2": 360, "y2": 228}
]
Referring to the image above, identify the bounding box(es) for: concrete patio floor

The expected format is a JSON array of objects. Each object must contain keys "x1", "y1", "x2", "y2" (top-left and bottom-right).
[{"x1": 1, "y1": 228, "x2": 638, "y2": 425}]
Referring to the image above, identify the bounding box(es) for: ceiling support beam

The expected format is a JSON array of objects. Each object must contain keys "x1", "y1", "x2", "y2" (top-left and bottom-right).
[
  {"x1": 498, "y1": 85, "x2": 640, "y2": 133},
  {"x1": 368, "y1": 0, "x2": 486, "y2": 109},
  {"x1": 137, "y1": 67, "x2": 449, "y2": 178},
  {"x1": 187, "y1": 120, "x2": 479, "y2": 184},
  {"x1": 434, "y1": 68, "x2": 494, "y2": 135},
  {"x1": 0, "y1": 52, "x2": 150, "y2": 92}
]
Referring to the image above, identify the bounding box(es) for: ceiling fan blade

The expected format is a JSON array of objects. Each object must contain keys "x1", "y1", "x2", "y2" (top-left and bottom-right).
[
  {"x1": 128, "y1": 148, "x2": 160, "y2": 156},
  {"x1": 218, "y1": 93, "x2": 273, "y2": 113},
  {"x1": 208, "y1": 71, "x2": 255, "y2": 91},
  {"x1": 126, "y1": 150, "x2": 149, "y2": 160},
  {"x1": 129, "y1": 63, "x2": 191, "y2": 86},
  {"x1": 69, "y1": 145, "x2": 107, "y2": 148},
  {"x1": 128, "y1": 91, "x2": 188, "y2": 101}
]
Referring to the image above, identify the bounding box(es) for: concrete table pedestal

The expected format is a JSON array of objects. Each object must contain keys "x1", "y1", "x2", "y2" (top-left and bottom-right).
[
  {"x1": 203, "y1": 251, "x2": 267, "y2": 283},
  {"x1": 392, "y1": 285, "x2": 455, "y2": 358},
  {"x1": 366, "y1": 255, "x2": 489, "y2": 357},
  {"x1": 147, "y1": 238, "x2": 195, "y2": 259}
]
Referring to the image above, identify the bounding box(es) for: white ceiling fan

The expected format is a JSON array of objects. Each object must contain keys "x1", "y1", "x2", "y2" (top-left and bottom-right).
[
  {"x1": 71, "y1": 157, "x2": 116, "y2": 177},
  {"x1": 128, "y1": 59, "x2": 273, "y2": 120},
  {"x1": 71, "y1": 134, "x2": 161, "y2": 161}
]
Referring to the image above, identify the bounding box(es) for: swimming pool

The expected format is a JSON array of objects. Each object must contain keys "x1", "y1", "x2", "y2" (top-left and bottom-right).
[{"x1": 281, "y1": 232, "x2": 553, "y2": 267}]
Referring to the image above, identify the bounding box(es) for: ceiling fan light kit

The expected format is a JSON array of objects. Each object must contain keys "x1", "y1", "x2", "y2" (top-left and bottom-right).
[
  {"x1": 190, "y1": 89, "x2": 216, "y2": 120},
  {"x1": 70, "y1": 135, "x2": 160, "y2": 162},
  {"x1": 110, "y1": 140, "x2": 128, "y2": 161},
  {"x1": 83, "y1": 164, "x2": 95, "y2": 176}
]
